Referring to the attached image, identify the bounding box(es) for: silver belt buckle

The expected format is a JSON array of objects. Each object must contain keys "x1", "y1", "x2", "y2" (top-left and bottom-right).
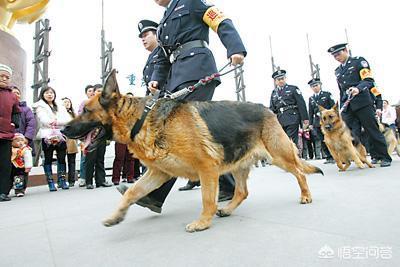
[{"x1": 169, "y1": 53, "x2": 175, "y2": 63}]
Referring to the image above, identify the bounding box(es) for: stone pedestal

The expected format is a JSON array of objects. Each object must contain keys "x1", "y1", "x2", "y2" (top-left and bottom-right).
[{"x1": 0, "y1": 30, "x2": 26, "y2": 98}]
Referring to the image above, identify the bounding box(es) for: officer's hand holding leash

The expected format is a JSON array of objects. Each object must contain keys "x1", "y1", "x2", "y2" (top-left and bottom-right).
[
  {"x1": 375, "y1": 109, "x2": 382, "y2": 117},
  {"x1": 148, "y1": 81, "x2": 159, "y2": 95},
  {"x1": 346, "y1": 86, "x2": 360, "y2": 96},
  {"x1": 230, "y1": 53, "x2": 245, "y2": 66}
]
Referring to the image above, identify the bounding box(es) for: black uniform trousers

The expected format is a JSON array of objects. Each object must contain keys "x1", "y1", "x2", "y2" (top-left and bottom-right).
[
  {"x1": 282, "y1": 124, "x2": 299, "y2": 145},
  {"x1": 341, "y1": 105, "x2": 391, "y2": 161},
  {"x1": 85, "y1": 140, "x2": 107, "y2": 185},
  {"x1": 145, "y1": 80, "x2": 235, "y2": 205},
  {"x1": 0, "y1": 139, "x2": 13, "y2": 195}
]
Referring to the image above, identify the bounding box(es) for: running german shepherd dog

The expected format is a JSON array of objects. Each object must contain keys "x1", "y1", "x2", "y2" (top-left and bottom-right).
[
  {"x1": 319, "y1": 103, "x2": 374, "y2": 171},
  {"x1": 63, "y1": 70, "x2": 322, "y2": 232}
]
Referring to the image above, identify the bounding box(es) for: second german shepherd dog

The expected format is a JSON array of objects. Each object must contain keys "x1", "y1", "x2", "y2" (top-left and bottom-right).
[
  {"x1": 63, "y1": 70, "x2": 323, "y2": 232},
  {"x1": 319, "y1": 103, "x2": 374, "y2": 171},
  {"x1": 378, "y1": 122, "x2": 400, "y2": 157}
]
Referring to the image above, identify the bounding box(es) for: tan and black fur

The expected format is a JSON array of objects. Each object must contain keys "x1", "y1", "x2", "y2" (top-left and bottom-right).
[
  {"x1": 378, "y1": 122, "x2": 400, "y2": 157},
  {"x1": 63, "y1": 70, "x2": 323, "y2": 232},
  {"x1": 319, "y1": 103, "x2": 374, "y2": 171}
]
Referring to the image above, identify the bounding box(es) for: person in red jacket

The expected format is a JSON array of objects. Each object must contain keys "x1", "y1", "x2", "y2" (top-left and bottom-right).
[{"x1": 0, "y1": 63, "x2": 21, "y2": 202}]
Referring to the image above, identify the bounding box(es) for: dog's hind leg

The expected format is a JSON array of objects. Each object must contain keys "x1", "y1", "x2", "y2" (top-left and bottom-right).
[
  {"x1": 103, "y1": 169, "x2": 171, "y2": 227},
  {"x1": 185, "y1": 170, "x2": 219, "y2": 233},
  {"x1": 216, "y1": 167, "x2": 250, "y2": 217},
  {"x1": 267, "y1": 145, "x2": 312, "y2": 204}
]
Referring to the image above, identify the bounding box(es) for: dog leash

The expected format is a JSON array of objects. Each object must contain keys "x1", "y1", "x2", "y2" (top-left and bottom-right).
[
  {"x1": 130, "y1": 62, "x2": 241, "y2": 140},
  {"x1": 340, "y1": 90, "x2": 355, "y2": 113},
  {"x1": 130, "y1": 90, "x2": 160, "y2": 140},
  {"x1": 165, "y1": 62, "x2": 243, "y2": 99}
]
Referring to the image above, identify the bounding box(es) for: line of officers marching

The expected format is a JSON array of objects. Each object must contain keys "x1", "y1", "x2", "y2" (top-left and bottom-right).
[
  {"x1": 119, "y1": 0, "x2": 390, "y2": 215},
  {"x1": 269, "y1": 43, "x2": 391, "y2": 168}
]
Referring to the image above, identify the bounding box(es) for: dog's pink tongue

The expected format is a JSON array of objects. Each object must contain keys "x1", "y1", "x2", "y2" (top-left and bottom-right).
[{"x1": 83, "y1": 130, "x2": 93, "y2": 155}]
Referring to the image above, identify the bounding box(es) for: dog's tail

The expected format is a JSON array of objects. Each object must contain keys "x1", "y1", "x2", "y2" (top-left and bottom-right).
[{"x1": 298, "y1": 159, "x2": 324, "y2": 176}]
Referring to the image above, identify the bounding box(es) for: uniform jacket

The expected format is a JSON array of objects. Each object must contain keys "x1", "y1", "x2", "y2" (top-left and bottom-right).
[
  {"x1": 308, "y1": 90, "x2": 335, "y2": 127},
  {"x1": 152, "y1": 0, "x2": 247, "y2": 91},
  {"x1": 16, "y1": 101, "x2": 36, "y2": 141},
  {"x1": 335, "y1": 56, "x2": 379, "y2": 111},
  {"x1": 32, "y1": 100, "x2": 71, "y2": 139},
  {"x1": 143, "y1": 47, "x2": 169, "y2": 95},
  {"x1": 270, "y1": 84, "x2": 308, "y2": 127},
  {"x1": 0, "y1": 86, "x2": 20, "y2": 140}
]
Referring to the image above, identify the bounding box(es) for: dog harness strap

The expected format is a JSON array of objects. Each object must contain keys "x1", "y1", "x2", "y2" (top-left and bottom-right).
[{"x1": 130, "y1": 91, "x2": 160, "y2": 140}]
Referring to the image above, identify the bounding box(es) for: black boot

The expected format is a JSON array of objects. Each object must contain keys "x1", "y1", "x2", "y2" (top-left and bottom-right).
[{"x1": 178, "y1": 180, "x2": 200, "y2": 191}]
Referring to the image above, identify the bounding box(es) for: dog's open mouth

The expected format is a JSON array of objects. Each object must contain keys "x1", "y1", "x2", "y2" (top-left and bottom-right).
[{"x1": 82, "y1": 126, "x2": 107, "y2": 154}]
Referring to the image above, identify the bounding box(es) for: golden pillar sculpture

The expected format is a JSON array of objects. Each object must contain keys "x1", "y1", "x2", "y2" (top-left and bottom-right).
[{"x1": 0, "y1": 0, "x2": 49, "y2": 98}]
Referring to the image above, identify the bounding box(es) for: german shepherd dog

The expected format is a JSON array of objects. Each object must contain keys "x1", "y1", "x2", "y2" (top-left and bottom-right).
[
  {"x1": 378, "y1": 122, "x2": 400, "y2": 157},
  {"x1": 63, "y1": 70, "x2": 323, "y2": 232},
  {"x1": 319, "y1": 103, "x2": 374, "y2": 171}
]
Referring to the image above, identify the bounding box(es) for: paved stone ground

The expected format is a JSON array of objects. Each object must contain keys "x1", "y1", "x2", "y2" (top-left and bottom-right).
[{"x1": 1, "y1": 158, "x2": 399, "y2": 267}]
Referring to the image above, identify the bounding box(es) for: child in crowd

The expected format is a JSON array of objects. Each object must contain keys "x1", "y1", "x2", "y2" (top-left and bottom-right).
[{"x1": 11, "y1": 133, "x2": 33, "y2": 197}]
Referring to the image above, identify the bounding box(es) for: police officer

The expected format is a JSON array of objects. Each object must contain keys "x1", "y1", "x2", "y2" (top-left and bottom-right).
[
  {"x1": 148, "y1": 0, "x2": 246, "y2": 206},
  {"x1": 118, "y1": 0, "x2": 247, "y2": 213},
  {"x1": 270, "y1": 70, "x2": 309, "y2": 145},
  {"x1": 328, "y1": 43, "x2": 391, "y2": 167},
  {"x1": 307, "y1": 78, "x2": 335, "y2": 163},
  {"x1": 138, "y1": 20, "x2": 169, "y2": 95}
]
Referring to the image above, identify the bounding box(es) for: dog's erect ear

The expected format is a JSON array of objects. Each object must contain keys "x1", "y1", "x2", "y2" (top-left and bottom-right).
[
  {"x1": 101, "y1": 69, "x2": 120, "y2": 101},
  {"x1": 318, "y1": 105, "x2": 326, "y2": 112},
  {"x1": 332, "y1": 102, "x2": 339, "y2": 113}
]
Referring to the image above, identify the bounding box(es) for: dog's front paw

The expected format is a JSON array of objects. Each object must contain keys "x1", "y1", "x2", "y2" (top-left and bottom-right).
[
  {"x1": 216, "y1": 208, "x2": 231, "y2": 217},
  {"x1": 102, "y1": 213, "x2": 125, "y2": 227},
  {"x1": 185, "y1": 220, "x2": 211, "y2": 233},
  {"x1": 300, "y1": 194, "x2": 312, "y2": 204}
]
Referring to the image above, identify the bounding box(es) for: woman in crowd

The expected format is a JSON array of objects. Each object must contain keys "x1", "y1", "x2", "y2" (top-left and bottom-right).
[
  {"x1": 62, "y1": 97, "x2": 78, "y2": 187},
  {"x1": 382, "y1": 100, "x2": 397, "y2": 133},
  {"x1": 33, "y1": 87, "x2": 71, "y2": 191}
]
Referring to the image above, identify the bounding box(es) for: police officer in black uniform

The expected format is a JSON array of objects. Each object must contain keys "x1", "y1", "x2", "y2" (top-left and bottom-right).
[
  {"x1": 119, "y1": 0, "x2": 247, "y2": 213},
  {"x1": 307, "y1": 78, "x2": 335, "y2": 163},
  {"x1": 328, "y1": 43, "x2": 391, "y2": 167},
  {"x1": 138, "y1": 20, "x2": 169, "y2": 95},
  {"x1": 270, "y1": 70, "x2": 309, "y2": 145}
]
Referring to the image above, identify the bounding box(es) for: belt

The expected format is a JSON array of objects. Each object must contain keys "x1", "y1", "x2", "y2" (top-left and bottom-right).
[
  {"x1": 169, "y1": 40, "x2": 208, "y2": 63},
  {"x1": 278, "y1": 105, "x2": 298, "y2": 113}
]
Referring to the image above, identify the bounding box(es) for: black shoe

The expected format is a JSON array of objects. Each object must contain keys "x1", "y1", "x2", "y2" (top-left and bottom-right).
[
  {"x1": 86, "y1": 184, "x2": 94, "y2": 189},
  {"x1": 0, "y1": 194, "x2": 11, "y2": 202},
  {"x1": 96, "y1": 182, "x2": 112, "y2": 188},
  {"x1": 380, "y1": 160, "x2": 391, "y2": 167},
  {"x1": 324, "y1": 158, "x2": 335, "y2": 164},
  {"x1": 136, "y1": 196, "x2": 162, "y2": 214},
  {"x1": 69, "y1": 181, "x2": 75, "y2": 187},
  {"x1": 371, "y1": 158, "x2": 380, "y2": 164},
  {"x1": 115, "y1": 184, "x2": 162, "y2": 213},
  {"x1": 218, "y1": 191, "x2": 233, "y2": 202},
  {"x1": 178, "y1": 181, "x2": 200, "y2": 191}
]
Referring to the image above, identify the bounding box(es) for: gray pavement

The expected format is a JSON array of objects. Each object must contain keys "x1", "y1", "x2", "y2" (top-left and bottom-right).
[{"x1": 1, "y1": 158, "x2": 399, "y2": 267}]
